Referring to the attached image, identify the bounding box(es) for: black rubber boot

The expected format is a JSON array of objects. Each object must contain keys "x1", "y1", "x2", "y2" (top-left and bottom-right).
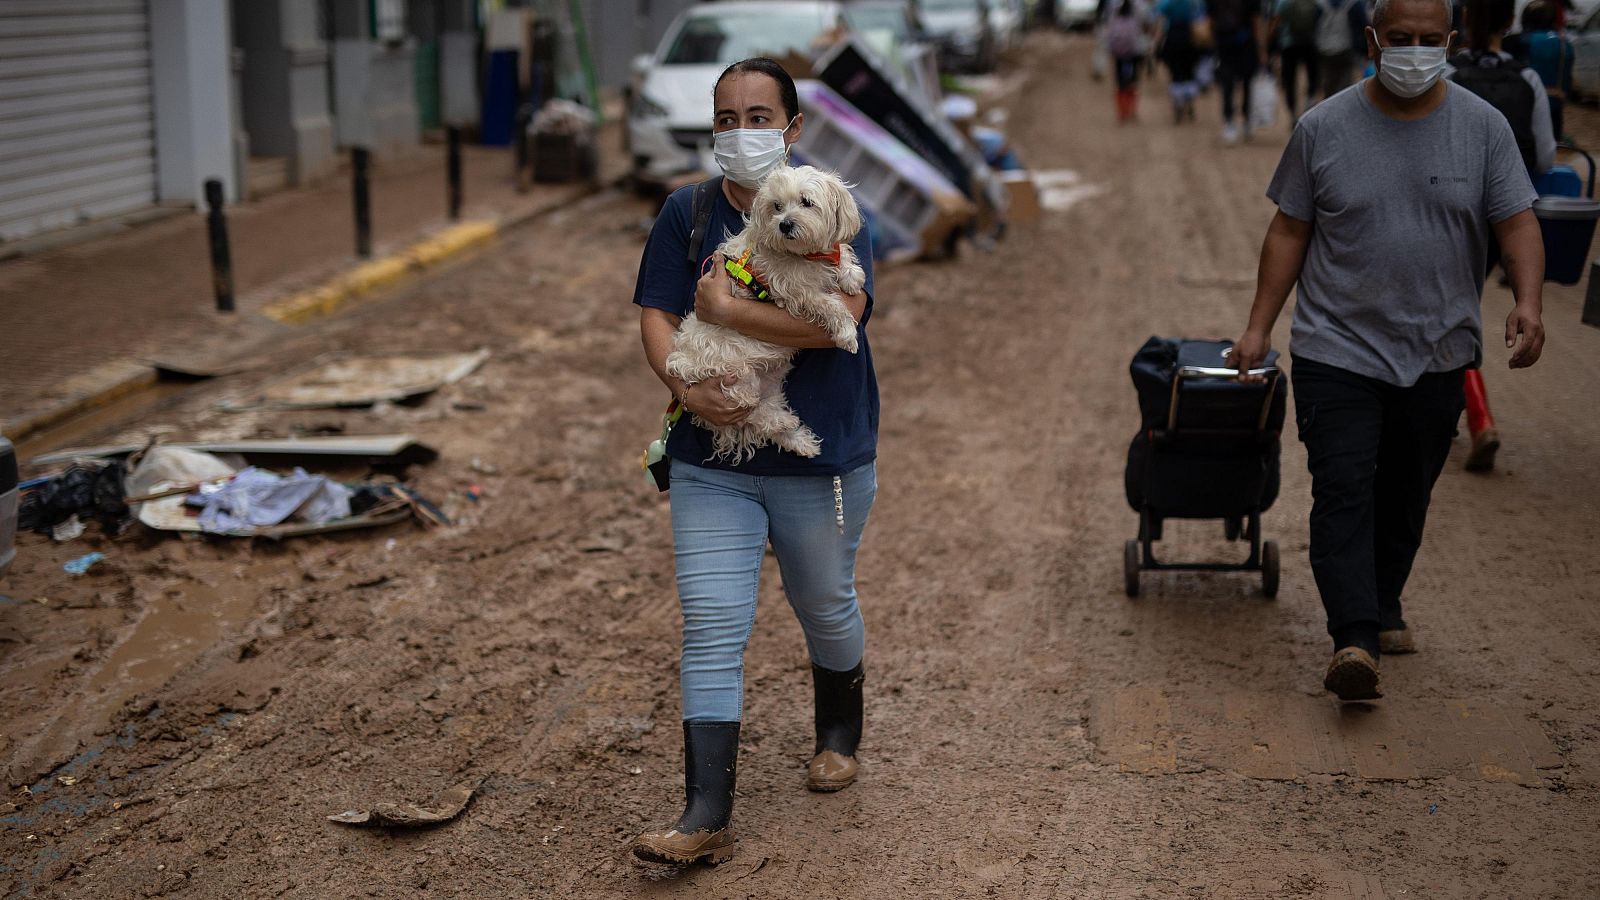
[
  {"x1": 632, "y1": 721, "x2": 739, "y2": 865},
  {"x1": 807, "y1": 662, "x2": 863, "y2": 791}
]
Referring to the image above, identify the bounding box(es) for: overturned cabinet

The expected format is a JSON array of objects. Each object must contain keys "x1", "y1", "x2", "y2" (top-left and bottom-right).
[{"x1": 792, "y1": 81, "x2": 974, "y2": 262}]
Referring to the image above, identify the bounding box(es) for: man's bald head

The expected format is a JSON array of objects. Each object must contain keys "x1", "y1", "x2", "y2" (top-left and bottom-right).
[{"x1": 1372, "y1": 0, "x2": 1453, "y2": 34}]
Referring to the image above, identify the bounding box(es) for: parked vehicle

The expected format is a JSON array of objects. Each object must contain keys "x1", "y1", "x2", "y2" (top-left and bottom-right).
[
  {"x1": 626, "y1": 0, "x2": 847, "y2": 187},
  {"x1": 986, "y1": 0, "x2": 1026, "y2": 51},
  {"x1": 1, "y1": 433, "x2": 16, "y2": 576},
  {"x1": 1055, "y1": 0, "x2": 1099, "y2": 30},
  {"x1": 843, "y1": 0, "x2": 927, "y2": 45},
  {"x1": 923, "y1": 0, "x2": 997, "y2": 70}
]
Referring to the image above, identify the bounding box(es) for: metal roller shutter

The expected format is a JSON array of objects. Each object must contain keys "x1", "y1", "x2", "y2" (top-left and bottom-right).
[{"x1": 0, "y1": 0, "x2": 157, "y2": 242}]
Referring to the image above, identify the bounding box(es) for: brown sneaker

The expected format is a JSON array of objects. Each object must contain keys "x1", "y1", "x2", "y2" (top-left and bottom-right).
[
  {"x1": 1379, "y1": 628, "x2": 1417, "y2": 655},
  {"x1": 1323, "y1": 647, "x2": 1383, "y2": 701},
  {"x1": 1465, "y1": 428, "x2": 1500, "y2": 472},
  {"x1": 806, "y1": 750, "x2": 859, "y2": 792},
  {"x1": 632, "y1": 826, "x2": 737, "y2": 866}
]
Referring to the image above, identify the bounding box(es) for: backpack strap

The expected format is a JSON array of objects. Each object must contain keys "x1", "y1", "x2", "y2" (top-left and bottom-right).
[{"x1": 686, "y1": 175, "x2": 724, "y2": 266}]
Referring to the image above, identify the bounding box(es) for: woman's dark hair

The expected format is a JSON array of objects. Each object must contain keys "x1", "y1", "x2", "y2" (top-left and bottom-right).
[
  {"x1": 1521, "y1": 0, "x2": 1556, "y2": 32},
  {"x1": 714, "y1": 58, "x2": 800, "y2": 122},
  {"x1": 1463, "y1": 0, "x2": 1516, "y2": 51}
]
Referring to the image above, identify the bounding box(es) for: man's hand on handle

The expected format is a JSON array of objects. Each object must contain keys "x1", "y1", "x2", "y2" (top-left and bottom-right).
[{"x1": 1225, "y1": 328, "x2": 1273, "y2": 384}]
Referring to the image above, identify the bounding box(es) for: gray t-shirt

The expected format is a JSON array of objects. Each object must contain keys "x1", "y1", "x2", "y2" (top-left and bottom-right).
[{"x1": 1267, "y1": 81, "x2": 1538, "y2": 386}]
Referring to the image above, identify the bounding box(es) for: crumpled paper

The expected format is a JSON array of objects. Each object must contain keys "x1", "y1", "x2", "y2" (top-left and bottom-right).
[{"x1": 327, "y1": 778, "x2": 480, "y2": 828}]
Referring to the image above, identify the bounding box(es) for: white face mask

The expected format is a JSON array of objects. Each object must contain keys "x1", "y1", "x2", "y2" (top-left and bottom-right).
[
  {"x1": 713, "y1": 121, "x2": 795, "y2": 189},
  {"x1": 1371, "y1": 29, "x2": 1449, "y2": 99}
]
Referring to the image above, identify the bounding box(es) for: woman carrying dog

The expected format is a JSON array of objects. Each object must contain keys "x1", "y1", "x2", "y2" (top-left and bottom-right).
[{"x1": 630, "y1": 57, "x2": 878, "y2": 866}]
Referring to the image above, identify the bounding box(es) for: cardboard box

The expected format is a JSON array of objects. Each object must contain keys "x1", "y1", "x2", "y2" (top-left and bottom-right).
[{"x1": 1001, "y1": 171, "x2": 1041, "y2": 227}]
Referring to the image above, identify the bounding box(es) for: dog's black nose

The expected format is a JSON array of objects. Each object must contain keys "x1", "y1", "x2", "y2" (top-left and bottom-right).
[{"x1": 779, "y1": 219, "x2": 796, "y2": 237}]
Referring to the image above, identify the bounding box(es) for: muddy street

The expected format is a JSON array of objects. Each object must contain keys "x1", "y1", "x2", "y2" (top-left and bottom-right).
[{"x1": 4, "y1": 33, "x2": 1600, "y2": 898}]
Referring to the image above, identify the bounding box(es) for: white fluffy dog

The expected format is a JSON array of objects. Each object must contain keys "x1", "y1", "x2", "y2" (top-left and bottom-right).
[{"x1": 666, "y1": 166, "x2": 866, "y2": 462}]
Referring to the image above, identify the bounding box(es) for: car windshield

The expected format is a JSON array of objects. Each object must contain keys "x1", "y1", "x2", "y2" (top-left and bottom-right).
[
  {"x1": 923, "y1": 0, "x2": 976, "y2": 9},
  {"x1": 845, "y1": 6, "x2": 910, "y2": 38},
  {"x1": 663, "y1": 11, "x2": 835, "y2": 64}
]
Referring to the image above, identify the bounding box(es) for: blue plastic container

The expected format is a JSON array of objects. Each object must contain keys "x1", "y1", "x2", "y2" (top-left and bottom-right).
[
  {"x1": 1534, "y1": 196, "x2": 1600, "y2": 285},
  {"x1": 1533, "y1": 165, "x2": 1583, "y2": 198}
]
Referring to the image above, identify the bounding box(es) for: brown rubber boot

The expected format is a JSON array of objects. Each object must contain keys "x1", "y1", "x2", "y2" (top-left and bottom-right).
[
  {"x1": 806, "y1": 662, "x2": 863, "y2": 792},
  {"x1": 633, "y1": 722, "x2": 738, "y2": 866},
  {"x1": 1323, "y1": 647, "x2": 1383, "y2": 701}
]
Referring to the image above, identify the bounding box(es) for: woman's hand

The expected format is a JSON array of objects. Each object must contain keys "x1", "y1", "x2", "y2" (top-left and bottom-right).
[
  {"x1": 695, "y1": 253, "x2": 740, "y2": 327},
  {"x1": 683, "y1": 375, "x2": 751, "y2": 427}
]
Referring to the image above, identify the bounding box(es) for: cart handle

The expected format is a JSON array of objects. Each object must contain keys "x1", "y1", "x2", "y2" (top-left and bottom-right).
[
  {"x1": 1177, "y1": 365, "x2": 1279, "y2": 378},
  {"x1": 1557, "y1": 142, "x2": 1596, "y2": 199},
  {"x1": 1167, "y1": 366, "x2": 1282, "y2": 432}
]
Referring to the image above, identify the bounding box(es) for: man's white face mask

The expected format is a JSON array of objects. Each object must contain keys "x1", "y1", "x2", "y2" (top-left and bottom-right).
[
  {"x1": 713, "y1": 120, "x2": 795, "y2": 189},
  {"x1": 1371, "y1": 28, "x2": 1450, "y2": 99}
]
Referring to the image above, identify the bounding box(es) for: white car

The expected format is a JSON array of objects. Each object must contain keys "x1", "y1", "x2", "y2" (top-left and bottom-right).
[
  {"x1": 1056, "y1": 0, "x2": 1099, "y2": 30},
  {"x1": 626, "y1": 0, "x2": 846, "y2": 186},
  {"x1": 923, "y1": 0, "x2": 997, "y2": 71},
  {"x1": 986, "y1": 0, "x2": 1026, "y2": 50}
]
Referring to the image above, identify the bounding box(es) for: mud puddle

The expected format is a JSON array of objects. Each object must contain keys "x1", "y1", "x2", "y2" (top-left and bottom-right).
[{"x1": 6, "y1": 577, "x2": 258, "y2": 785}]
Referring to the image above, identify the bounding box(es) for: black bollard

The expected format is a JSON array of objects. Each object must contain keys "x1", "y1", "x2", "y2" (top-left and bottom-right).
[
  {"x1": 352, "y1": 146, "x2": 372, "y2": 258},
  {"x1": 203, "y1": 178, "x2": 235, "y2": 313},
  {"x1": 447, "y1": 126, "x2": 462, "y2": 220},
  {"x1": 513, "y1": 103, "x2": 533, "y2": 192}
]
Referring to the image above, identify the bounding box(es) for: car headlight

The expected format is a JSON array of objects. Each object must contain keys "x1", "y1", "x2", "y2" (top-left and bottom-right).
[{"x1": 631, "y1": 91, "x2": 670, "y2": 120}]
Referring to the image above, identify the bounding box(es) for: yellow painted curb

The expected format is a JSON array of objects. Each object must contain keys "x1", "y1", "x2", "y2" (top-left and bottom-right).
[{"x1": 262, "y1": 220, "x2": 498, "y2": 324}]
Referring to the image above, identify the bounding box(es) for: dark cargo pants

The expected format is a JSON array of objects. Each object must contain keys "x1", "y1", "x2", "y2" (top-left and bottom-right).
[{"x1": 1291, "y1": 357, "x2": 1466, "y2": 653}]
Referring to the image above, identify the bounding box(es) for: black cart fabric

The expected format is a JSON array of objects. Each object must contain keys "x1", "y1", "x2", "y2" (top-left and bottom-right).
[{"x1": 1124, "y1": 336, "x2": 1287, "y2": 517}]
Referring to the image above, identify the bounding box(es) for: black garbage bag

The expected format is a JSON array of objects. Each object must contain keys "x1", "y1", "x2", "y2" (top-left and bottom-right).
[{"x1": 18, "y1": 460, "x2": 129, "y2": 534}]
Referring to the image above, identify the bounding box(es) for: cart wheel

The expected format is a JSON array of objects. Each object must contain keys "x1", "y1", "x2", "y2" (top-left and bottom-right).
[
  {"x1": 1124, "y1": 540, "x2": 1141, "y2": 598},
  {"x1": 1262, "y1": 540, "x2": 1280, "y2": 599},
  {"x1": 1224, "y1": 517, "x2": 1242, "y2": 542}
]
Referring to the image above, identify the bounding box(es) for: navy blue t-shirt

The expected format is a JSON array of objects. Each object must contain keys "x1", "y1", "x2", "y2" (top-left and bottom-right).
[{"x1": 632, "y1": 178, "x2": 878, "y2": 477}]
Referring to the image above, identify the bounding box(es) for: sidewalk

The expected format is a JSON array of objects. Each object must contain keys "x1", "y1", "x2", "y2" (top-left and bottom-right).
[{"x1": 0, "y1": 137, "x2": 619, "y2": 432}]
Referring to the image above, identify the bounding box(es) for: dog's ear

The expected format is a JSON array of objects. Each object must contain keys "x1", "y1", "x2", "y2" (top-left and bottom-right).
[{"x1": 826, "y1": 177, "x2": 862, "y2": 245}]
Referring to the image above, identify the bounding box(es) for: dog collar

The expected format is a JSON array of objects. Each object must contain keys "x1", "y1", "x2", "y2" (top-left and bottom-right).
[
  {"x1": 724, "y1": 249, "x2": 772, "y2": 301},
  {"x1": 803, "y1": 244, "x2": 843, "y2": 266}
]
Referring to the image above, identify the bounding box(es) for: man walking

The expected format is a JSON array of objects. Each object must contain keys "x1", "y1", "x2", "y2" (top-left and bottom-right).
[{"x1": 1227, "y1": 0, "x2": 1545, "y2": 700}]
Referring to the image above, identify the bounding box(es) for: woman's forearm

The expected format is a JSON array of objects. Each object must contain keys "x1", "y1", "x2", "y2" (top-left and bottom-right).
[
  {"x1": 641, "y1": 308, "x2": 689, "y2": 396},
  {"x1": 718, "y1": 291, "x2": 868, "y2": 349}
]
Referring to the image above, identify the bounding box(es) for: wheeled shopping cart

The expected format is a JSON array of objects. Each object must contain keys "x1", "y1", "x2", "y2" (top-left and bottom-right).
[{"x1": 1122, "y1": 337, "x2": 1287, "y2": 598}]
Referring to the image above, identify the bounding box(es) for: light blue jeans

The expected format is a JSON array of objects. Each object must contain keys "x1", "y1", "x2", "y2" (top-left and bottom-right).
[{"x1": 669, "y1": 460, "x2": 876, "y2": 722}]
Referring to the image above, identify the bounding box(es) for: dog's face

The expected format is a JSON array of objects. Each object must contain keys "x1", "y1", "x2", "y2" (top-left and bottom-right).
[{"x1": 747, "y1": 166, "x2": 863, "y2": 257}]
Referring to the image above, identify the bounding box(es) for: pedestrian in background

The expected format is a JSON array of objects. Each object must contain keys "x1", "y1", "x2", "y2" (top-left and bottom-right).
[
  {"x1": 1314, "y1": 0, "x2": 1370, "y2": 98},
  {"x1": 1271, "y1": 0, "x2": 1324, "y2": 123},
  {"x1": 1448, "y1": 0, "x2": 1556, "y2": 471},
  {"x1": 1208, "y1": 0, "x2": 1268, "y2": 143},
  {"x1": 1519, "y1": 1, "x2": 1574, "y2": 141},
  {"x1": 1155, "y1": 0, "x2": 1206, "y2": 120},
  {"x1": 631, "y1": 57, "x2": 879, "y2": 866},
  {"x1": 1108, "y1": 0, "x2": 1152, "y2": 121},
  {"x1": 1227, "y1": 0, "x2": 1545, "y2": 699}
]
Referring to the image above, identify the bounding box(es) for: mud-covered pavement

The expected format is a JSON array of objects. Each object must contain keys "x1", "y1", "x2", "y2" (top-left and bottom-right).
[{"x1": 4, "y1": 35, "x2": 1599, "y2": 898}]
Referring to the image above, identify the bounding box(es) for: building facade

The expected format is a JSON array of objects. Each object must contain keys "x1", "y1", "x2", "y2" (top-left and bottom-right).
[{"x1": 0, "y1": 0, "x2": 477, "y2": 244}]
